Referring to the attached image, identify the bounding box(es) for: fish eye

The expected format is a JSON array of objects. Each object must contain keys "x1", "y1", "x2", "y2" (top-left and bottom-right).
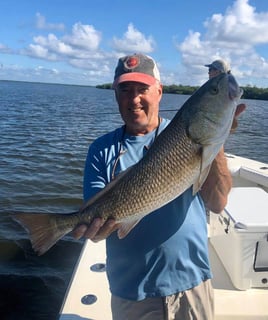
[{"x1": 210, "y1": 85, "x2": 219, "y2": 95}]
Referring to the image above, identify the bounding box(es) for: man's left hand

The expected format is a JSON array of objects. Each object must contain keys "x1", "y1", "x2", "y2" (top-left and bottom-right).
[{"x1": 231, "y1": 103, "x2": 246, "y2": 133}]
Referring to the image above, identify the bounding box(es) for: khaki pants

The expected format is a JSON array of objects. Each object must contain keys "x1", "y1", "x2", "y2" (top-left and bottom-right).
[{"x1": 111, "y1": 279, "x2": 214, "y2": 320}]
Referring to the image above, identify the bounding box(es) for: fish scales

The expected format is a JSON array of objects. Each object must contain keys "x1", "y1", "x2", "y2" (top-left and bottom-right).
[
  {"x1": 12, "y1": 73, "x2": 243, "y2": 255},
  {"x1": 80, "y1": 127, "x2": 198, "y2": 221},
  {"x1": 67, "y1": 126, "x2": 190, "y2": 226}
]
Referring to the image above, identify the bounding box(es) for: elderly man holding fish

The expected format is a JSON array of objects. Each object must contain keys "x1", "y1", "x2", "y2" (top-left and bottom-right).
[
  {"x1": 71, "y1": 54, "x2": 244, "y2": 319},
  {"x1": 13, "y1": 53, "x2": 244, "y2": 319}
]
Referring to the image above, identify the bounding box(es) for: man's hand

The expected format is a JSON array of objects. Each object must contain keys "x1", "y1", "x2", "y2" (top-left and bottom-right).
[
  {"x1": 72, "y1": 218, "x2": 118, "y2": 242},
  {"x1": 231, "y1": 103, "x2": 246, "y2": 133}
]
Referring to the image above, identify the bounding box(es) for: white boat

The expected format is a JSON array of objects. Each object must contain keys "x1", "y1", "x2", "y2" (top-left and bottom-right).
[{"x1": 59, "y1": 153, "x2": 268, "y2": 320}]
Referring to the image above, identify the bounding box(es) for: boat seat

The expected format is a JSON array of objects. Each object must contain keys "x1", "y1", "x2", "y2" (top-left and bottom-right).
[{"x1": 225, "y1": 187, "x2": 268, "y2": 232}]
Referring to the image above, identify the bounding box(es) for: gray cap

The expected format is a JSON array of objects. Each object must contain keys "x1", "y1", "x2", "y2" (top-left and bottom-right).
[
  {"x1": 113, "y1": 53, "x2": 160, "y2": 88},
  {"x1": 205, "y1": 59, "x2": 231, "y2": 73}
]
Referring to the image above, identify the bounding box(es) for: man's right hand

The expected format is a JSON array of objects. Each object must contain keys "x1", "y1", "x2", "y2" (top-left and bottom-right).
[{"x1": 72, "y1": 218, "x2": 118, "y2": 242}]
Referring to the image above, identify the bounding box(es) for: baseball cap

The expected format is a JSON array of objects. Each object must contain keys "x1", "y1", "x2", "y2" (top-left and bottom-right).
[
  {"x1": 205, "y1": 59, "x2": 231, "y2": 73},
  {"x1": 112, "y1": 53, "x2": 161, "y2": 88}
]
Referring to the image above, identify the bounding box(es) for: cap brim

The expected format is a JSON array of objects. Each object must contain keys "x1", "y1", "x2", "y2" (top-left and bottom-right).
[
  {"x1": 112, "y1": 72, "x2": 157, "y2": 88},
  {"x1": 204, "y1": 64, "x2": 212, "y2": 67}
]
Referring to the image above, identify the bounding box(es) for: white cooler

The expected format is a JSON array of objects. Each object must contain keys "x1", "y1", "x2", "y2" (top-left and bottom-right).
[{"x1": 210, "y1": 187, "x2": 268, "y2": 290}]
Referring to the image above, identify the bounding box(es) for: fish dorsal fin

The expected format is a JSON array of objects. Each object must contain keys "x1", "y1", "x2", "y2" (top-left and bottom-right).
[{"x1": 117, "y1": 218, "x2": 142, "y2": 239}]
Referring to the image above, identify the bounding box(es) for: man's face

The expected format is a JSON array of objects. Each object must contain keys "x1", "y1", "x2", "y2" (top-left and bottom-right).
[
  {"x1": 115, "y1": 81, "x2": 162, "y2": 135},
  {"x1": 208, "y1": 67, "x2": 222, "y2": 79}
]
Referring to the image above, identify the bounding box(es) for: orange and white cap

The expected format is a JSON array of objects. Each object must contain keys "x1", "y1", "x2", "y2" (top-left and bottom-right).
[{"x1": 112, "y1": 53, "x2": 160, "y2": 88}]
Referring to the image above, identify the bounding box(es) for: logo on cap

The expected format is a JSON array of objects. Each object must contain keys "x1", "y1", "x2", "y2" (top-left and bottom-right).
[{"x1": 124, "y1": 56, "x2": 140, "y2": 70}]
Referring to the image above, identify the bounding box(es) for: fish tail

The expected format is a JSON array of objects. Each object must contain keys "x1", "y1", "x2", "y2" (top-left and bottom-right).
[{"x1": 12, "y1": 212, "x2": 71, "y2": 256}]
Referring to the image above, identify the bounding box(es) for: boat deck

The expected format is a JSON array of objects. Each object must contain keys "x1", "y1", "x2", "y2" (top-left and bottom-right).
[
  {"x1": 59, "y1": 154, "x2": 268, "y2": 320},
  {"x1": 59, "y1": 238, "x2": 268, "y2": 320}
]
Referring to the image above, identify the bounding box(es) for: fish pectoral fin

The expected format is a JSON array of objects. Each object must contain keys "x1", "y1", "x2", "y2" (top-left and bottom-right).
[
  {"x1": 117, "y1": 218, "x2": 141, "y2": 239},
  {"x1": 192, "y1": 165, "x2": 211, "y2": 194},
  {"x1": 192, "y1": 143, "x2": 222, "y2": 194},
  {"x1": 201, "y1": 144, "x2": 221, "y2": 171}
]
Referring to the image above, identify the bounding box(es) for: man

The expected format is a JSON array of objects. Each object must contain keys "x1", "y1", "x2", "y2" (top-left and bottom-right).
[
  {"x1": 73, "y1": 53, "x2": 237, "y2": 319},
  {"x1": 205, "y1": 59, "x2": 231, "y2": 79},
  {"x1": 205, "y1": 58, "x2": 246, "y2": 131}
]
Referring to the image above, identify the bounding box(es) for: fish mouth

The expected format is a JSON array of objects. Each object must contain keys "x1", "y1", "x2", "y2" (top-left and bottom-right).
[{"x1": 228, "y1": 74, "x2": 243, "y2": 99}]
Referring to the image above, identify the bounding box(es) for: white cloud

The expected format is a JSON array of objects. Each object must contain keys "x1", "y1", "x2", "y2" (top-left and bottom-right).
[
  {"x1": 204, "y1": 0, "x2": 268, "y2": 45},
  {"x1": 0, "y1": 43, "x2": 13, "y2": 54},
  {"x1": 176, "y1": 0, "x2": 268, "y2": 86},
  {"x1": 36, "y1": 12, "x2": 65, "y2": 31},
  {"x1": 24, "y1": 23, "x2": 103, "y2": 63},
  {"x1": 36, "y1": 34, "x2": 74, "y2": 55},
  {"x1": 21, "y1": 20, "x2": 155, "y2": 82},
  {"x1": 3, "y1": 3, "x2": 268, "y2": 87},
  {"x1": 112, "y1": 23, "x2": 155, "y2": 53},
  {"x1": 26, "y1": 42, "x2": 59, "y2": 61},
  {"x1": 63, "y1": 23, "x2": 101, "y2": 51}
]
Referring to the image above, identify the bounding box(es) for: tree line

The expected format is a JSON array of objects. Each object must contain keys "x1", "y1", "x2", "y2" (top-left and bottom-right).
[{"x1": 96, "y1": 83, "x2": 268, "y2": 101}]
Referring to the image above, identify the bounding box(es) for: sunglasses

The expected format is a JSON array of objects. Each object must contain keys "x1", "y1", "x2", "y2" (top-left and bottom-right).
[{"x1": 209, "y1": 67, "x2": 217, "y2": 72}]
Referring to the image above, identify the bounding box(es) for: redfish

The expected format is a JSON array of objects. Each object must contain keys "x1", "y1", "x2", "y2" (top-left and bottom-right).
[{"x1": 12, "y1": 73, "x2": 243, "y2": 255}]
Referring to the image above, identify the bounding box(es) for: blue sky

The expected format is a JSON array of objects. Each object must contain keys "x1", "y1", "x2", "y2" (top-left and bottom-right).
[{"x1": 0, "y1": 0, "x2": 268, "y2": 87}]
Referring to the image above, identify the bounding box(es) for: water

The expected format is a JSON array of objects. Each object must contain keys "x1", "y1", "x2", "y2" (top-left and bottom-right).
[{"x1": 0, "y1": 80, "x2": 267, "y2": 319}]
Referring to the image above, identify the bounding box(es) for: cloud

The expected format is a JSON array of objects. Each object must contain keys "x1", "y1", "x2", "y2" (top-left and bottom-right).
[
  {"x1": 36, "y1": 12, "x2": 65, "y2": 31},
  {"x1": 21, "y1": 20, "x2": 154, "y2": 83},
  {"x1": 176, "y1": 0, "x2": 268, "y2": 85},
  {"x1": 112, "y1": 23, "x2": 155, "y2": 53},
  {"x1": 204, "y1": 0, "x2": 268, "y2": 46},
  {"x1": 3, "y1": 2, "x2": 268, "y2": 87},
  {"x1": 26, "y1": 18, "x2": 153, "y2": 68},
  {"x1": 0, "y1": 43, "x2": 13, "y2": 54},
  {"x1": 63, "y1": 23, "x2": 101, "y2": 51},
  {"x1": 23, "y1": 22, "x2": 103, "y2": 63}
]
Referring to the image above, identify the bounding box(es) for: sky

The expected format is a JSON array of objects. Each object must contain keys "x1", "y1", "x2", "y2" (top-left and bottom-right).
[{"x1": 1, "y1": 0, "x2": 268, "y2": 87}]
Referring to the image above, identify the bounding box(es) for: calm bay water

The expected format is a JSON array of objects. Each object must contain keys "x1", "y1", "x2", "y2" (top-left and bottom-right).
[{"x1": 0, "y1": 80, "x2": 267, "y2": 319}]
